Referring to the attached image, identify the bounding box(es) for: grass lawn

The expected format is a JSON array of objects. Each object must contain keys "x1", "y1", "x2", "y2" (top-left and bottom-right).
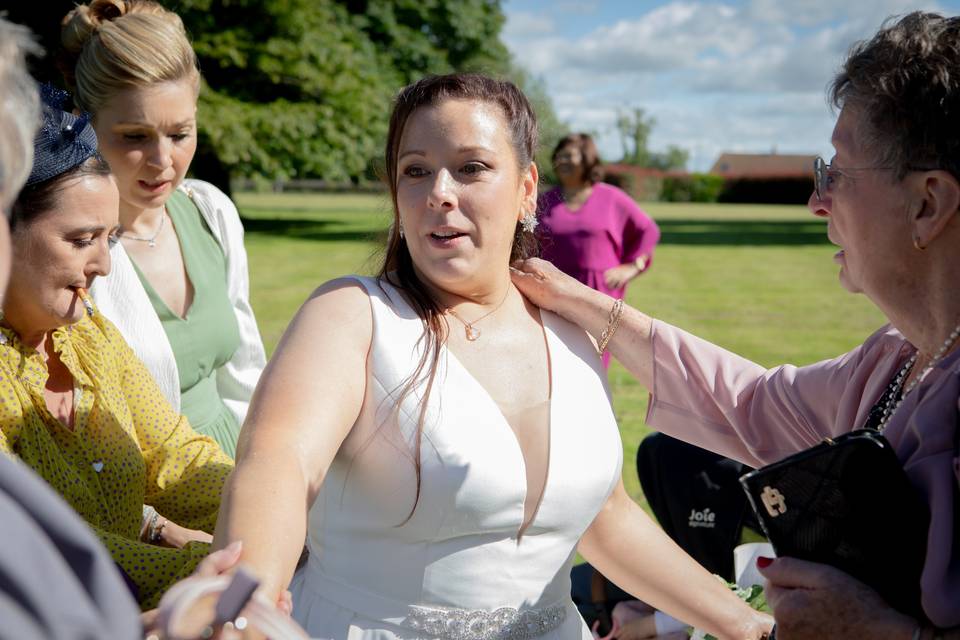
[{"x1": 236, "y1": 192, "x2": 886, "y2": 509}]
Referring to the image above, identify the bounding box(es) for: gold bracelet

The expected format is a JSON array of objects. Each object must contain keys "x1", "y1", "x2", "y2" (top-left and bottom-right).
[{"x1": 597, "y1": 298, "x2": 624, "y2": 353}]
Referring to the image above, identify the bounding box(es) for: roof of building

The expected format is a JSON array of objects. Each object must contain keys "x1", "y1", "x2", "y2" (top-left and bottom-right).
[{"x1": 709, "y1": 153, "x2": 816, "y2": 177}]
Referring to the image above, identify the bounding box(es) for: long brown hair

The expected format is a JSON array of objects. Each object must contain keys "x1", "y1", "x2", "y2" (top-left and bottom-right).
[{"x1": 378, "y1": 73, "x2": 539, "y2": 521}]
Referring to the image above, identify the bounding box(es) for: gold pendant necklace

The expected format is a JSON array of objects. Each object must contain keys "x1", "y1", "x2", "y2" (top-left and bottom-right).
[{"x1": 445, "y1": 288, "x2": 511, "y2": 342}]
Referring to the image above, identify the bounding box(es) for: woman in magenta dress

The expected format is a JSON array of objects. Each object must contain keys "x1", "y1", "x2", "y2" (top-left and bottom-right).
[{"x1": 538, "y1": 133, "x2": 660, "y2": 367}]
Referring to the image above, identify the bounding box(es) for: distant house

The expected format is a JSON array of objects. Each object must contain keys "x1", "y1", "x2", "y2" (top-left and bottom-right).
[
  {"x1": 710, "y1": 153, "x2": 816, "y2": 178},
  {"x1": 599, "y1": 163, "x2": 684, "y2": 201},
  {"x1": 707, "y1": 153, "x2": 816, "y2": 204}
]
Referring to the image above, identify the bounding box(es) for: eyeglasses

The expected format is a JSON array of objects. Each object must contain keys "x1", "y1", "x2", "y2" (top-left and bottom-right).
[
  {"x1": 813, "y1": 157, "x2": 882, "y2": 201},
  {"x1": 812, "y1": 156, "x2": 937, "y2": 201}
]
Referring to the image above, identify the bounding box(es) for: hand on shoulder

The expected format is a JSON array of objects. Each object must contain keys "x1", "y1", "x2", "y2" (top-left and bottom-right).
[{"x1": 510, "y1": 258, "x2": 587, "y2": 314}]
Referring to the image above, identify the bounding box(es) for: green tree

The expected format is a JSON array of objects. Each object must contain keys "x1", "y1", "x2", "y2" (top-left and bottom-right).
[
  {"x1": 647, "y1": 145, "x2": 690, "y2": 171},
  {"x1": 615, "y1": 107, "x2": 687, "y2": 170},
  {"x1": 174, "y1": 0, "x2": 398, "y2": 186},
  {"x1": 616, "y1": 107, "x2": 654, "y2": 166},
  {"x1": 506, "y1": 65, "x2": 569, "y2": 183},
  {"x1": 173, "y1": 0, "x2": 519, "y2": 185},
  {"x1": 9, "y1": 0, "x2": 564, "y2": 187},
  {"x1": 345, "y1": 0, "x2": 511, "y2": 81}
]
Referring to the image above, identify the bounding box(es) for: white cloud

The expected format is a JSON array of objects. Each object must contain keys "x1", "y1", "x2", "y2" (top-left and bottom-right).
[
  {"x1": 511, "y1": 3, "x2": 751, "y2": 78},
  {"x1": 505, "y1": 1, "x2": 958, "y2": 170},
  {"x1": 502, "y1": 11, "x2": 556, "y2": 40},
  {"x1": 743, "y1": 0, "x2": 945, "y2": 28}
]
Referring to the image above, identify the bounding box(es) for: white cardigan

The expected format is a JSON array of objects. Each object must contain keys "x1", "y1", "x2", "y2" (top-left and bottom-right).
[{"x1": 91, "y1": 179, "x2": 267, "y2": 425}]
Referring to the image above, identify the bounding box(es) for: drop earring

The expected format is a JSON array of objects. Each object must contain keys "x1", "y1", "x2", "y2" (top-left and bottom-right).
[{"x1": 520, "y1": 210, "x2": 538, "y2": 234}]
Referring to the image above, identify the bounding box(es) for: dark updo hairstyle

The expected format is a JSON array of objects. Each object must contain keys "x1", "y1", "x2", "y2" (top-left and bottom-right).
[
  {"x1": 11, "y1": 154, "x2": 111, "y2": 230},
  {"x1": 377, "y1": 73, "x2": 539, "y2": 522},
  {"x1": 552, "y1": 133, "x2": 603, "y2": 184},
  {"x1": 830, "y1": 11, "x2": 960, "y2": 181}
]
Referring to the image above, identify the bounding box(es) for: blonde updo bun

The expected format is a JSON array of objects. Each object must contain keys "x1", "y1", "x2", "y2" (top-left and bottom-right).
[
  {"x1": 59, "y1": 0, "x2": 198, "y2": 114},
  {"x1": 61, "y1": 0, "x2": 128, "y2": 57}
]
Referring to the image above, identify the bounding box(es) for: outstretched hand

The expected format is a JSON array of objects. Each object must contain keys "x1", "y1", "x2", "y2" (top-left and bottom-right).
[
  {"x1": 148, "y1": 542, "x2": 297, "y2": 640},
  {"x1": 758, "y1": 556, "x2": 916, "y2": 639}
]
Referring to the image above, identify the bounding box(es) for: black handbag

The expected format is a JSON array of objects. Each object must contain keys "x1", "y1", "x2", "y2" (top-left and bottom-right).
[{"x1": 739, "y1": 429, "x2": 929, "y2": 621}]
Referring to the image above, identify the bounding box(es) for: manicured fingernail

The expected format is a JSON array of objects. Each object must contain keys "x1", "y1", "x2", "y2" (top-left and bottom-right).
[
  {"x1": 756, "y1": 556, "x2": 774, "y2": 568},
  {"x1": 226, "y1": 540, "x2": 243, "y2": 554}
]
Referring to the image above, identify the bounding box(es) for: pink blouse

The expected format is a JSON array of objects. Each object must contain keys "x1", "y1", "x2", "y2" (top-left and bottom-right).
[{"x1": 646, "y1": 321, "x2": 960, "y2": 627}]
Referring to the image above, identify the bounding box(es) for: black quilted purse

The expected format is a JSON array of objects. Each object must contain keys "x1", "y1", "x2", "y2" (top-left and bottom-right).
[{"x1": 739, "y1": 429, "x2": 929, "y2": 621}]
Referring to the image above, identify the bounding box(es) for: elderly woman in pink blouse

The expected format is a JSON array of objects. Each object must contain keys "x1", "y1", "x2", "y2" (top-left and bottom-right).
[
  {"x1": 538, "y1": 133, "x2": 659, "y2": 368},
  {"x1": 514, "y1": 12, "x2": 960, "y2": 640}
]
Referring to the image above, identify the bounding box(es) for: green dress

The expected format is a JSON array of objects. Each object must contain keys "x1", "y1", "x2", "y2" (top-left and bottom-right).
[{"x1": 133, "y1": 189, "x2": 242, "y2": 458}]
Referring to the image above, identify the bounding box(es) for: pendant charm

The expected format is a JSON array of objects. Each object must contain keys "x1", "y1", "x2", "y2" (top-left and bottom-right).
[
  {"x1": 148, "y1": 239, "x2": 156, "y2": 248},
  {"x1": 92, "y1": 460, "x2": 104, "y2": 473},
  {"x1": 465, "y1": 325, "x2": 481, "y2": 341}
]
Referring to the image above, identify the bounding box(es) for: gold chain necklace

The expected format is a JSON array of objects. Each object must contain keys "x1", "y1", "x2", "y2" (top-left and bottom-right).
[{"x1": 445, "y1": 289, "x2": 511, "y2": 342}]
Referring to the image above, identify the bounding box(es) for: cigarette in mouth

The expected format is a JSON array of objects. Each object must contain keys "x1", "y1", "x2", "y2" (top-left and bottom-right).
[{"x1": 76, "y1": 287, "x2": 94, "y2": 317}]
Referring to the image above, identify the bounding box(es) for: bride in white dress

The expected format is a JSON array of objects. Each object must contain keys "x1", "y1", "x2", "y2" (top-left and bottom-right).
[{"x1": 212, "y1": 74, "x2": 771, "y2": 640}]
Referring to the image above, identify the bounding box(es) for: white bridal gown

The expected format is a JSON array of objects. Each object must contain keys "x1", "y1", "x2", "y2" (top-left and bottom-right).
[{"x1": 290, "y1": 277, "x2": 623, "y2": 639}]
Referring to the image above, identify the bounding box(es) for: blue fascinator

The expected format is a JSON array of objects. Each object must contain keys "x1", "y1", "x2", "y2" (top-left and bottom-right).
[{"x1": 26, "y1": 85, "x2": 99, "y2": 187}]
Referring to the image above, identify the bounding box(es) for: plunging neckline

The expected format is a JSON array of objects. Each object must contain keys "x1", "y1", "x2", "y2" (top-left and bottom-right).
[
  {"x1": 441, "y1": 310, "x2": 556, "y2": 540},
  {"x1": 129, "y1": 201, "x2": 197, "y2": 322}
]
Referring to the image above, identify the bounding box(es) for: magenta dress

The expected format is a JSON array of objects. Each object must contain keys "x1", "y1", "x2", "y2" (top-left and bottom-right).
[{"x1": 538, "y1": 183, "x2": 660, "y2": 366}]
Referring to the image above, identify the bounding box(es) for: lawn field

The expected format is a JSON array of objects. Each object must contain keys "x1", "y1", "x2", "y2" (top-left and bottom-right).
[{"x1": 236, "y1": 192, "x2": 886, "y2": 508}]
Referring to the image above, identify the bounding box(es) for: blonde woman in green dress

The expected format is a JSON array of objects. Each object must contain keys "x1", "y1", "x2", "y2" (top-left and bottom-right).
[{"x1": 63, "y1": 0, "x2": 266, "y2": 458}]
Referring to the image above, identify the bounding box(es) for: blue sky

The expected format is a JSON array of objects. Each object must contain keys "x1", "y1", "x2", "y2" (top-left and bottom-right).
[{"x1": 502, "y1": 0, "x2": 960, "y2": 171}]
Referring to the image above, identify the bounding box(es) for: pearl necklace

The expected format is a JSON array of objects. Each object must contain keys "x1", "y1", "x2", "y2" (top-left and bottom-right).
[{"x1": 878, "y1": 322, "x2": 960, "y2": 431}]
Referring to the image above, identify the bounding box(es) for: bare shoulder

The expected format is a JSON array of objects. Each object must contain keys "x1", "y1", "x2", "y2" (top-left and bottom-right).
[
  {"x1": 304, "y1": 277, "x2": 371, "y2": 321},
  {"x1": 278, "y1": 277, "x2": 373, "y2": 354},
  {"x1": 311, "y1": 276, "x2": 371, "y2": 300},
  {"x1": 241, "y1": 278, "x2": 372, "y2": 470},
  {"x1": 251, "y1": 277, "x2": 373, "y2": 425}
]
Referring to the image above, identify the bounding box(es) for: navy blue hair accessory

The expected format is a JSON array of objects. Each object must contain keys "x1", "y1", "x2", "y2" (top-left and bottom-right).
[{"x1": 26, "y1": 85, "x2": 99, "y2": 187}]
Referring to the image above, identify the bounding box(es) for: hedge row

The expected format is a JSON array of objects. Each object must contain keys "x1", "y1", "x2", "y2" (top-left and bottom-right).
[{"x1": 602, "y1": 170, "x2": 814, "y2": 204}]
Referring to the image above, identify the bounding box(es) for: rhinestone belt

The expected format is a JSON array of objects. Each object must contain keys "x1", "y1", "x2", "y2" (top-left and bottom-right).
[{"x1": 404, "y1": 603, "x2": 567, "y2": 640}]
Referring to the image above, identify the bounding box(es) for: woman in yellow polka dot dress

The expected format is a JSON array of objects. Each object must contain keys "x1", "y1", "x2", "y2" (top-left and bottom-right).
[{"x1": 0, "y1": 99, "x2": 233, "y2": 610}]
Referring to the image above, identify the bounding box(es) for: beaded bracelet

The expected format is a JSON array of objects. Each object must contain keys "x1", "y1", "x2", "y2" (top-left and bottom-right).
[
  {"x1": 597, "y1": 298, "x2": 624, "y2": 353},
  {"x1": 148, "y1": 511, "x2": 161, "y2": 543}
]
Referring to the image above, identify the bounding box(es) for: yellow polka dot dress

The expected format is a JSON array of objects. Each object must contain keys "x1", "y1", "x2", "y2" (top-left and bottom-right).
[{"x1": 0, "y1": 310, "x2": 234, "y2": 610}]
